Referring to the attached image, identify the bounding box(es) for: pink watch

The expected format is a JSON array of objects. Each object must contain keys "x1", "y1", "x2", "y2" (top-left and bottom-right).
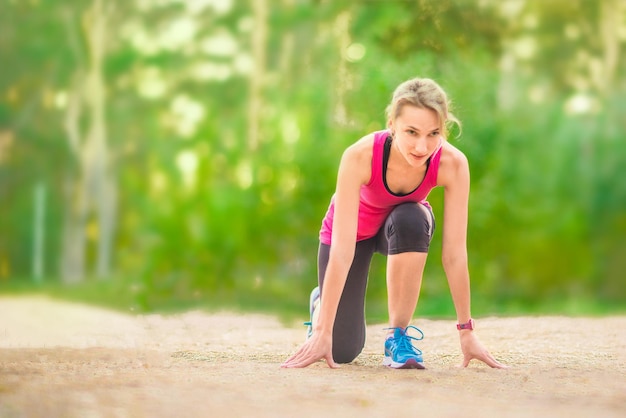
[{"x1": 457, "y1": 318, "x2": 475, "y2": 330}]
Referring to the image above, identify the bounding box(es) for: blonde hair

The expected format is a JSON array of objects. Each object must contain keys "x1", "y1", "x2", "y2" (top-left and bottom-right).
[{"x1": 385, "y1": 77, "x2": 461, "y2": 137}]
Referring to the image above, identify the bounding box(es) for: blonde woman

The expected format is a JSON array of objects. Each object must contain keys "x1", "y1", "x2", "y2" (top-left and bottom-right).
[{"x1": 282, "y1": 78, "x2": 506, "y2": 370}]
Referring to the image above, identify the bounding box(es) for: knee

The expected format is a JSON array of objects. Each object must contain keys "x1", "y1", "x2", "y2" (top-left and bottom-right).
[
  {"x1": 333, "y1": 343, "x2": 363, "y2": 364},
  {"x1": 332, "y1": 323, "x2": 365, "y2": 363},
  {"x1": 387, "y1": 203, "x2": 433, "y2": 238},
  {"x1": 383, "y1": 203, "x2": 434, "y2": 254}
]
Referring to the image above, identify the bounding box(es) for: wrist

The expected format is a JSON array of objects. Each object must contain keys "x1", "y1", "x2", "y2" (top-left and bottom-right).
[
  {"x1": 314, "y1": 322, "x2": 333, "y2": 336},
  {"x1": 458, "y1": 329, "x2": 474, "y2": 338},
  {"x1": 456, "y1": 318, "x2": 475, "y2": 331}
]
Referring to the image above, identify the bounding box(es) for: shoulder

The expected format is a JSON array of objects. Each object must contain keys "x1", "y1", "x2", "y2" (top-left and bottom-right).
[
  {"x1": 341, "y1": 132, "x2": 375, "y2": 169},
  {"x1": 339, "y1": 133, "x2": 375, "y2": 185},
  {"x1": 437, "y1": 141, "x2": 469, "y2": 187}
]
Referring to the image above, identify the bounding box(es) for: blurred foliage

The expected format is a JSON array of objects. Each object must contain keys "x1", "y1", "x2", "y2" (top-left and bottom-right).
[{"x1": 1, "y1": 0, "x2": 625, "y2": 318}]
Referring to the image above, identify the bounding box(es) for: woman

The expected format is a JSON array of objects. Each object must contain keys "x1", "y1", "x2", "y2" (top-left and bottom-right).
[{"x1": 282, "y1": 77, "x2": 506, "y2": 369}]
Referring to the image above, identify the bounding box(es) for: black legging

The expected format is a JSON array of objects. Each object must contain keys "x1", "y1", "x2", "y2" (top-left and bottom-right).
[{"x1": 317, "y1": 202, "x2": 435, "y2": 363}]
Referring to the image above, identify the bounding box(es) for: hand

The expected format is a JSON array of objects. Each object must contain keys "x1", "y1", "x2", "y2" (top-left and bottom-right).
[
  {"x1": 459, "y1": 330, "x2": 508, "y2": 369},
  {"x1": 281, "y1": 330, "x2": 339, "y2": 369}
]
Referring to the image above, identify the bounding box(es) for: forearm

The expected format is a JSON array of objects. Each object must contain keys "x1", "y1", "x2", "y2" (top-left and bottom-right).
[
  {"x1": 443, "y1": 255, "x2": 472, "y2": 323},
  {"x1": 315, "y1": 252, "x2": 353, "y2": 334}
]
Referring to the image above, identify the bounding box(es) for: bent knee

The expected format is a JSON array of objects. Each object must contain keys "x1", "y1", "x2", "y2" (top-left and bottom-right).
[
  {"x1": 385, "y1": 203, "x2": 434, "y2": 253},
  {"x1": 389, "y1": 203, "x2": 432, "y2": 233},
  {"x1": 333, "y1": 344, "x2": 363, "y2": 364},
  {"x1": 332, "y1": 326, "x2": 365, "y2": 364}
]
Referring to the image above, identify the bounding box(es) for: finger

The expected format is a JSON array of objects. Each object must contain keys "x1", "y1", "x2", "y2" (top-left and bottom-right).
[
  {"x1": 487, "y1": 356, "x2": 509, "y2": 369},
  {"x1": 324, "y1": 354, "x2": 340, "y2": 369},
  {"x1": 281, "y1": 347, "x2": 309, "y2": 367},
  {"x1": 281, "y1": 357, "x2": 308, "y2": 368},
  {"x1": 282, "y1": 346, "x2": 321, "y2": 368},
  {"x1": 492, "y1": 361, "x2": 509, "y2": 369},
  {"x1": 282, "y1": 347, "x2": 305, "y2": 364},
  {"x1": 460, "y1": 356, "x2": 471, "y2": 368},
  {"x1": 283, "y1": 354, "x2": 319, "y2": 369},
  {"x1": 281, "y1": 357, "x2": 303, "y2": 368},
  {"x1": 282, "y1": 354, "x2": 313, "y2": 368},
  {"x1": 282, "y1": 352, "x2": 300, "y2": 366},
  {"x1": 282, "y1": 361, "x2": 311, "y2": 369},
  {"x1": 480, "y1": 351, "x2": 509, "y2": 369}
]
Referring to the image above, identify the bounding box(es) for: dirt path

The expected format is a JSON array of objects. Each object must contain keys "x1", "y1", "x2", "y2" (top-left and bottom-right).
[{"x1": 1, "y1": 296, "x2": 625, "y2": 418}]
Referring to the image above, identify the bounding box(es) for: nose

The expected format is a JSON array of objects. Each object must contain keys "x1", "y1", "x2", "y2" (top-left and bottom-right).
[{"x1": 414, "y1": 139, "x2": 427, "y2": 154}]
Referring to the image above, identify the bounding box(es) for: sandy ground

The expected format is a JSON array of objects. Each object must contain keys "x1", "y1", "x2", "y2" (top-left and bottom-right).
[{"x1": 0, "y1": 296, "x2": 625, "y2": 418}]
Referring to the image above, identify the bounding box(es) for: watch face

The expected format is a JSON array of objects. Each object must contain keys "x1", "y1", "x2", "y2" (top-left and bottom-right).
[{"x1": 458, "y1": 319, "x2": 474, "y2": 330}]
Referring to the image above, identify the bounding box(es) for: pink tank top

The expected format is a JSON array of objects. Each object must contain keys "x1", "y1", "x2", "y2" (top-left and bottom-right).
[{"x1": 319, "y1": 130, "x2": 442, "y2": 245}]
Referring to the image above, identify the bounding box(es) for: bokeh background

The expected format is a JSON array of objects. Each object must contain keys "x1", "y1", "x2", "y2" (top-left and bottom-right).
[{"x1": 1, "y1": 0, "x2": 625, "y2": 320}]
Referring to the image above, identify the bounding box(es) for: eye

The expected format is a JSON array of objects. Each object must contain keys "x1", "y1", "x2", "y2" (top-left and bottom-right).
[
  {"x1": 429, "y1": 131, "x2": 440, "y2": 137},
  {"x1": 406, "y1": 129, "x2": 417, "y2": 136}
]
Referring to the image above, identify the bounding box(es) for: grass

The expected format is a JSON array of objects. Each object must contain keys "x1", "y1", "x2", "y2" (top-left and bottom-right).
[
  {"x1": 0, "y1": 278, "x2": 311, "y2": 324},
  {"x1": 1, "y1": 278, "x2": 624, "y2": 326}
]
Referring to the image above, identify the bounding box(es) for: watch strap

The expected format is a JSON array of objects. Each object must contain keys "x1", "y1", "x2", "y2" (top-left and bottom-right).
[{"x1": 457, "y1": 319, "x2": 474, "y2": 330}]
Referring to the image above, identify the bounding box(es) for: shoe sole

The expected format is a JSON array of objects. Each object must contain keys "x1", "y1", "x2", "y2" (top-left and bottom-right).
[{"x1": 382, "y1": 357, "x2": 425, "y2": 369}]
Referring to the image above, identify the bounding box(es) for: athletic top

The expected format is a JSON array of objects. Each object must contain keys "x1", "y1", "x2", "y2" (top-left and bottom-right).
[{"x1": 319, "y1": 129, "x2": 442, "y2": 245}]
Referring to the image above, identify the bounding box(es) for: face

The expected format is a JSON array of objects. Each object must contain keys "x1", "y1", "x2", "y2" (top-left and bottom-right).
[{"x1": 388, "y1": 105, "x2": 443, "y2": 168}]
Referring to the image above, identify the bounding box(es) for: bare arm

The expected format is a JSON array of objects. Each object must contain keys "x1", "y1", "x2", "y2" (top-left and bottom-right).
[
  {"x1": 314, "y1": 144, "x2": 367, "y2": 336},
  {"x1": 440, "y1": 148, "x2": 471, "y2": 325},
  {"x1": 439, "y1": 144, "x2": 507, "y2": 369},
  {"x1": 282, "y1": 136, "x2": 372, "y2": 368}
]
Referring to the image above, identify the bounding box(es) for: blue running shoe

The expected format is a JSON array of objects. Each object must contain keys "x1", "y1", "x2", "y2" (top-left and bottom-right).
[
  {"x1": 383, "y1": 326, "x2": 425, "y2": 369},
  {"x1": 303, "y1": 286, "x2": 320, "y2": 340}
]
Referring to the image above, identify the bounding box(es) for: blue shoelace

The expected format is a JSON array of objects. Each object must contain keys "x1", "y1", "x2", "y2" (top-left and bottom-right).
[{"x1": 385, "y1": 325, "x2": 424, "y2": 356}]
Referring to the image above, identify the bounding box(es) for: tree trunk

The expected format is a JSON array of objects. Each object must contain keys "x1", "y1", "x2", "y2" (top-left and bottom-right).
[
  {"x1": 60, "y1": 0, "x2": 115, "y2": 283},
  {"x1": 83, "y1": 0, "x2": 115, "y2": 279},
  {"x1": 248, "y1": 0, "x2": 267, "y2": 151},
  {"x1": 599, "y1": 0, "x2": 621, "y2": 98},
  {"x1": 32, "y1": 182, "x2": 46, "y2": 283},
  {"x1": 278, "y1": 0, "x2": 295, "y2": 81},
  {"x1": 332, "y1": 10, "x2": 352, "y2": 126},
  {"x1": 60, "y1": 174, "x2": 88, "y2": 284}
]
